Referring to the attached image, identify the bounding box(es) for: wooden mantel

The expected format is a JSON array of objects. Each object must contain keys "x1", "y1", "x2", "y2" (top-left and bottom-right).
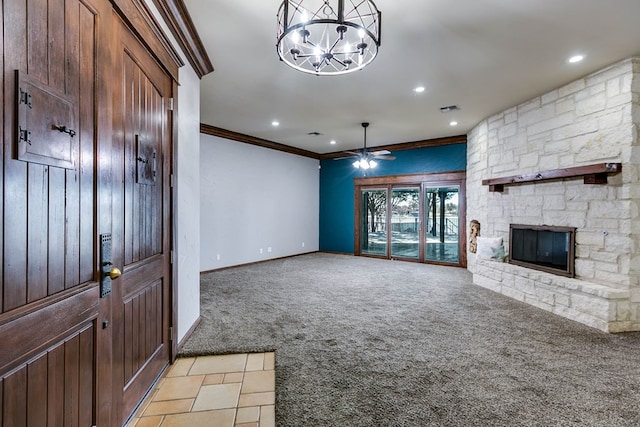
[{"x1": 482, "y1": 163, "x2": 622, "y2": 192}]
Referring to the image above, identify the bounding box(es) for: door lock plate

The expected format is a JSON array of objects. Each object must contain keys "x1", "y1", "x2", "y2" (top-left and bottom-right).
[{"x1": 100, "y1": 234, "x2": 113, "y2": 297}]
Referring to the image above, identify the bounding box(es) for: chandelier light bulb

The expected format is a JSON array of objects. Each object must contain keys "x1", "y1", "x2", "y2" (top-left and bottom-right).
[
  {"x1": 369, "y1": 160, "x2": 377, "y2": 168},
  {"x1": 353, "y1": 160, "x2": 361, "y2": 168}
]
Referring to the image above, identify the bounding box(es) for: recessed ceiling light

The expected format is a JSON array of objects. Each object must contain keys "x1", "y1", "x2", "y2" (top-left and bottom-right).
[
  {"x1": 330, "y1": 140, "x2": 337, "y2": 145},
  {"x1": 450, "y1": 121, "x2": 458, "y2": 126},
  {"x1": 413, "y1": 86, "x2": 425, "y2": 93},
  {"x1": 272, "y1": 121, "x2": 280, "y2": 126},
  {"x1": 568, "y1": 55, "x2": 584, "y2": 64}
]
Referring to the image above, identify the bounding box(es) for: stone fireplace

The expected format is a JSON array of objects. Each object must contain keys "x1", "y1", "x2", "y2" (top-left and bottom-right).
[{"x1": 466, "y1": 57, "x2": 640, "y2": 332}]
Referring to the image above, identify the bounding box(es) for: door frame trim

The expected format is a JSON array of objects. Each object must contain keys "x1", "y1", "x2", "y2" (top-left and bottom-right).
[{"x1": 170, "y1": 79, "x2": 178, "y2": 361}]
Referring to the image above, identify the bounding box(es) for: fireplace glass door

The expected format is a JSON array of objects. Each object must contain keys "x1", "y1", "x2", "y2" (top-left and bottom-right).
[{"x1": 509, "y1": 224, "x2": 575, "y2": 277}]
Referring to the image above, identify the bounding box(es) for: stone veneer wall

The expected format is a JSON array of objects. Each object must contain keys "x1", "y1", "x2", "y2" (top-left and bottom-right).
[{"x1": 466, "y1": 58, "x2": 640, "y2": 332}]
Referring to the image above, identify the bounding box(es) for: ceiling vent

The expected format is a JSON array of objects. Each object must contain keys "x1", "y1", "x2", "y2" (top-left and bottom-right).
[{"x1": 440, "y1": 105, "x2": 460, "y2": 113}]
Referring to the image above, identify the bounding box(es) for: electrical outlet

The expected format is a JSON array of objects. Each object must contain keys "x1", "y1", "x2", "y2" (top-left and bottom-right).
[
  {"x1": 216, "y1": 254, "x2": 220, "y2": 261},
  {"x1": 260, "y1": 248, "x2": 263, "y2": 254},
  {"x1": 301, "y1": 242, "x2": 305, "y2": 247},
  {"x1": 267, "y1": 247, "x2": 272, "y2": 253}
]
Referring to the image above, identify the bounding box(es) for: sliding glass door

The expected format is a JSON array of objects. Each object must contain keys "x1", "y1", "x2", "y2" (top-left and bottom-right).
[
  {"x1": 360, "y1": 188, "x2": 387, "y2": 256},
  {"x1": 355, "y1": 172, "x2": 466, "y2": 267},
  {"x1": 391, "y1": 188, "x2": 420, "y2": 259},
  {"x1": 425, "y1": 186, "x2": 460, "y2": 264}
]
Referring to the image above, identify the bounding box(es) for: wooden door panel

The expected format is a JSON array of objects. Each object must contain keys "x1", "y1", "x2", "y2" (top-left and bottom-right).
[
  {"x1": 3, "y1": 0, "x2": 96, "y2": 312},
  {"x1": 123, "y1": 278, "x2": 163, "y2": 384},
  {"x1": 122, "y1": 55, "x2": 165, "y2": 265},
  {"x1": 2, "y1": 0, "x2": 108, "y2": 425},
  {"x1": 1, "y1": 325, "x2": 96, "y2": 427},
  {"x1": 0, "y1": 287, "x2": 98, "y2": 374},
  {"x1": 113, "y1": 17, "x2": 172, "y2": 423}
]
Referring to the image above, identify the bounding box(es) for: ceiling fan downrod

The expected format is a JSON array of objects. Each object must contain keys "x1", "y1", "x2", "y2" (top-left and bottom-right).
[{"x1": 362, "y1": 122, "x2": 369, "y2": 150}]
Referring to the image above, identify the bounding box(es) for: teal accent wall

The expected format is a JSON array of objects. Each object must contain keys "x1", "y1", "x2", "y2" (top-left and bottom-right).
[{"x1": 319, "y1": 143, "x2": 467, "y2": 253}]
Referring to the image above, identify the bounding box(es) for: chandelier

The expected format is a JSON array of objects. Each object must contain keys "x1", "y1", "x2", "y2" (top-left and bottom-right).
[{"x1": 276, "y1": 0, "x2": 382, "y2": 76}]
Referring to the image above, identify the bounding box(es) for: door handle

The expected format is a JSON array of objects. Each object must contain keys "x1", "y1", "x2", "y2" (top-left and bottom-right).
[{"x1": 108, "y1": 267, "x2": 122, "y2": 280}]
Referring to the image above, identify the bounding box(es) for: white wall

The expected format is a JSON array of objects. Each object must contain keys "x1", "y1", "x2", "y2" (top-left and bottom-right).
[
  {"x1": 175, "y1": 66, "x2": 201, "y2": 343},
  {"x1": 200, "y1": 134, "x2": 320, "y2": 271}
]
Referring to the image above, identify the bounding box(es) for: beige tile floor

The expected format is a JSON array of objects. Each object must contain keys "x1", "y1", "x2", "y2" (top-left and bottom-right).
[{"x1": 127, "y1": 352, "x2": 276, "y2": 427}]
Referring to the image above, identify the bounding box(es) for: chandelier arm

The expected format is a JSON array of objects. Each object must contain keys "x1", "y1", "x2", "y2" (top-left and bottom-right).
[
  {"x1": 332, "y1": 56, "x2": 347, "y2": 67},
  {"x1": 328, "y1": 36, "x2": 342, "y2": 52},
  {"x1": 304, "y1": 39, "x2": 319, "y2": 48}
]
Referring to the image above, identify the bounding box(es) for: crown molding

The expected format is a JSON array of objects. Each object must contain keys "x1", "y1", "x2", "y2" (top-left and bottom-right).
[
  {"x1": 318, "y1": 134, "x2": 467, "y2": 160},
  {"x1": 113, "y1": 0, "x2": 185, "y2": 81},
  {"x1": 200, "y1": 124, "x2": 321, "y2": 160},
  {"x1": 201, "y1": 124, "x2": 466, "y2": 160},
  {"x1": 151, "y1": 0, "x2": 214, "y2": 78}
]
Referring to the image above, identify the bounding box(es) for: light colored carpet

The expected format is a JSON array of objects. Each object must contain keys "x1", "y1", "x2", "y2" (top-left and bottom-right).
[{"x1": 181, "y1": 252, "x2": 640, "y2": 426}]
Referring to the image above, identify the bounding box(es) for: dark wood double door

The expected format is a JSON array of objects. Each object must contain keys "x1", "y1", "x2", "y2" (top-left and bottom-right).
[{"x1": 0, "y1": 1, "x2": 174, "y2": 425}]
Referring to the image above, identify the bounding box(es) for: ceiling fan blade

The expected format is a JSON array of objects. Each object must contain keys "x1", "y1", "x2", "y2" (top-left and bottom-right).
[
  {"x1": 370, "y1": 150, "x2": 390, "y2": 156},
  {"x1": 333, "y1": 150, "x2": 364, "y2": 160},
  {"x1": 372, "y1": 155, "x2": 395, "y2": 160},
  {"x1": 333, "y1": 153, "x2": 359, "y2": 160}
]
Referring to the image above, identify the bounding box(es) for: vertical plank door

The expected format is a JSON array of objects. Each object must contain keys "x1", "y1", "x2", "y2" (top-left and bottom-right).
[
  {"x1": 111, "y1": 15, "x2": 174, "y2": 424},
  {"x1": 1, "y1": 0, "x2": 114, "y2": 425}
]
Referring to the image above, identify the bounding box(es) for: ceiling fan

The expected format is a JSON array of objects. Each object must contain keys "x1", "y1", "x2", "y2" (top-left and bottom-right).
[{"x1": 336, "y1": 122, "x2": 395, "y2": 169}]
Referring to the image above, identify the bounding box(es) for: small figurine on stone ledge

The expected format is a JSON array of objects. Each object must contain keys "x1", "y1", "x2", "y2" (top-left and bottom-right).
[{"x1": 469, "y1": 220, "x2": 481, "y2": 253}]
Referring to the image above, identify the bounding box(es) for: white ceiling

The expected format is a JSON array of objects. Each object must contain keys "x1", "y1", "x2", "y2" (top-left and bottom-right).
[{"x1": 184, "y1": 0, "x2": 640, "y2": 154}]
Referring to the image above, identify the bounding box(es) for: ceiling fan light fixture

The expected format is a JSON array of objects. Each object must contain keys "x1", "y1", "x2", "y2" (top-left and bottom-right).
[
  {"x1": 276, "y1": 0, "x2": 382, "y2": 76},
  {"x1": 337, "y1": 122, "x2": 392, "y2": 170},
  {"x1": 352, "y1": 158, "x2": 377, "y2": 169}
]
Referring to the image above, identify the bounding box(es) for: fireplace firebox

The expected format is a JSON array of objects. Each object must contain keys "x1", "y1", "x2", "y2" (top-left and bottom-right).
[{"x1": 509, "y1": 224, "x2": 576, "y2": 277}]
